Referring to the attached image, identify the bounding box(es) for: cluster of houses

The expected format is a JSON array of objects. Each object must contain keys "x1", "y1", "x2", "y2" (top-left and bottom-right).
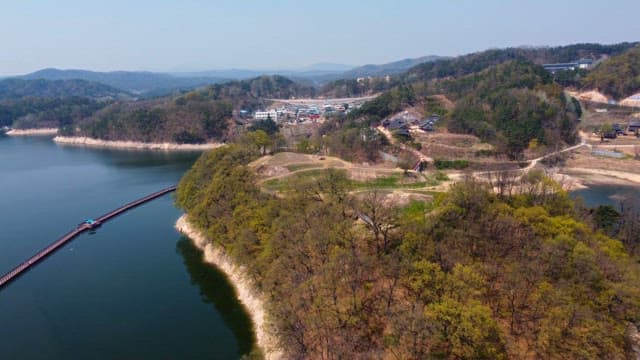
[
  {"x1": 628, "y1": 119, "x2": 640, "y2": 133},
  {"x1": 382, "y1": 113, "x2": 441, "y2": 137},
  {"x1": 247, "y1": 105, "x2": 324, "y2": 124},
  {"x1": 601, "y1": 119, "x2": 640, "y2": 139},
  {"x1": 245, "y1": 100, "x2": 365, "y2": 125}
]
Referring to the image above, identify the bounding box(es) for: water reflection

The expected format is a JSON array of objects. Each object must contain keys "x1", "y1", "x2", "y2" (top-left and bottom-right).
[
  {"x1": 176, "y1": 237, "x2": 256, "y2": 358},
  {"x1": 56, "y1": 144, "x2": 203, "y2": 169}
]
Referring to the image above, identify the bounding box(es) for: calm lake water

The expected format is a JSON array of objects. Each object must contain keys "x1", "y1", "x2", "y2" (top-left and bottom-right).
[
  {"x1": 0, "y1": 136, "x2": 254, "y2": 359},
  {"x1": 571, "y1": 183, "x2": 640, "y2": 208}
]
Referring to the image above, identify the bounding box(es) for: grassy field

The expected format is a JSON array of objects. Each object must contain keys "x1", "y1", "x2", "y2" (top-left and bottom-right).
[
  {"x1": 262, "y1": 168, "x2": 448, "y2": 193},
  {"x1": 285, "y1": 163, "x2": 320, "y2": 172}
]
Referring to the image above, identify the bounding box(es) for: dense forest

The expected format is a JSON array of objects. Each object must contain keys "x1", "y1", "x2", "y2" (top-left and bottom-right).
[
  {"x1": 76, "y1": 75, "x2": 315, "y2": 143},
  {"x1": 177, "y1": 144, "x2": 640, "y2": 359},
  {"x1": 0, "y1": 97, "x2": 108, "y2": 130},
  {"x1": 433, "y1": 61, "x2": 579, "y2": 158},
  {"x1": 582, "y1": 46, "x2": 640, "y2": 99},
  {"x1": 407, "y1": 43, "x2": 638, "y2": 84},
  {"x1": 0, "y1": 78, "x2": 127, "y2": 128},
  {"x1": 0, "y1": 78, "x2": 130, "y2": 100}
]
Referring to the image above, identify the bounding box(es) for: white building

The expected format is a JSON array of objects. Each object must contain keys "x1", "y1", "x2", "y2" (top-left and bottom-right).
[{"x1": 254, "y1": 110, "x2": 278, "y2": 122}]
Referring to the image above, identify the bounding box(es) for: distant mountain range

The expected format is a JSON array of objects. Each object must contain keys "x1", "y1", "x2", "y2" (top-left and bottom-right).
[
  {"x1": 174, "y1": 62, "x2": 355, "y2": 79},
  {"x1": 17, "y1": 69, "x2": 224, "y2": 97},
  {"x1": 9, "y1": 55, "x2": 447, "y2": 96},
  {"x1": 341, "y1": 55, "x2": 448, "y2": 79},
  {"x1": 0, "y1": 78, "x2": 131, "y2": 101}
]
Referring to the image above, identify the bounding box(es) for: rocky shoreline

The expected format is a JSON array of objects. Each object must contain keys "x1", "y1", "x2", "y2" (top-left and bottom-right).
[
  {"x1": 53, "y1": 136, "x2": 222, "y2": 151},
  {"x1": 175, "y1": 215, "x2": 282, "y2": 360}
]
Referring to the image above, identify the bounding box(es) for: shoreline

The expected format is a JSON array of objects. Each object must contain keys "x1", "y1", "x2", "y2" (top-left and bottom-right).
[
  {"x1": 54, "y1": 136, "x2": 222, "y2": 151},
  {"x1": 175, "y1": 215, "x2": 282, "y2": 360},
  {"x1": 559, "y1": 167, "x2": 640, "y2": 187},
  {"x1": 6, "y1": 128, "x2": 58, "y2": 136}
]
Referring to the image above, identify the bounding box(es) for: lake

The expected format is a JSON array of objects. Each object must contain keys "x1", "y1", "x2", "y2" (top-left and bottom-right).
[
  {"x1": 0, "y1": 136, "x2": 254, "y2": 359},
  {"x1": 571, "y1": 182, "x2": 640, "y2": 208}
]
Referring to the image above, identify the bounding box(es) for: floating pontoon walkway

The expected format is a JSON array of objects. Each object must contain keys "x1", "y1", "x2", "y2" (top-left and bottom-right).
[{"x1": 0, "y1": 185, "x2": 177, "y2": 289}]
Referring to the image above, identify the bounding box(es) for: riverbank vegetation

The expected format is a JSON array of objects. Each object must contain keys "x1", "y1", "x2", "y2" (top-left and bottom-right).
[{"x1": 177, "y1": 144, "x2": 640, "y2": 359}]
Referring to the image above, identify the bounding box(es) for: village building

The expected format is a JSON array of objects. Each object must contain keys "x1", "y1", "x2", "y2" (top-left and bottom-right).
[
  {"x1": 254, "y1": 110, "x2": 278, "y2": 122},
  {"x1": 628, "y1": 120, "x2": 640, "y2": 133}
]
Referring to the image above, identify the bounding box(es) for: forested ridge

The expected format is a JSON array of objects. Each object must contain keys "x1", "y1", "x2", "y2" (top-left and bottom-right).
[
  {"x1": 0, "y1": 78, "x2": 128, "y2": 128},
  {"x1": 0, "y1": 78, "x2": 129, "y2": 100},
  {"x1": 320, "y1": 43, "x2": 638, "y2": 98},
  {"x1": 19, "y1": 68, "x2": 225, "y2": 96},
  {"x1": 76, "y1": 75, "x2": 315, "y2": 143},
  {"x1": 406, "y1": 43, "x2": 637, "y2": 84},
  {"x1": 433, "y1": 61, "x2": 579, "y2": 158},
  {"x1": 177, "y1": 144, "x2": 640, "y2": 359}
]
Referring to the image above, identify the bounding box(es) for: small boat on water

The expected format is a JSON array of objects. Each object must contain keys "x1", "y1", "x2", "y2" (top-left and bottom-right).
[{"x1": 80, "y1": 219, "x2": 102, "y2": 229}]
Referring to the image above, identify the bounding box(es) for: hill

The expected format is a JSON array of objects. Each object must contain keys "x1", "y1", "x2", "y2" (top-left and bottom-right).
[
  {"x1": 180, "y1": 63, "x2": 354, "y2": 80},
  {"x1": 342, "y1": 55, "x2": 447, "y2": 78},
  {"x1": 0, "y1": 78, "x2": 127, "y2": 129},
  {"x1": 75, "y1": 75, "x2": 315, "y2": 143},
  {"x1": 405, "y1": 43, "x2": 638, "y2": 84},
  {"x1": 581, "y1": 45, "x2": 640, "y2": 100},
  {"x1": 432, "y1": 61, "x2": 579, "y2": 157},
  {"x1": 0, "y1": 78, "x2": 130, "y2": 100},
  {"x1": 347, "y1": 60, "x2": 579, "y2": 159},
  {"x1": 319, "y1": 43, "x2": 638, "y2": 98},
  {"x1": 176, "y1": 144, "x2": 640, "y2": 359},
  {"x1": 0, "y1": 96, "x2": 108, "y2": 130},
  {"x1": 19, "y1": 68, "x2": 225, "y2": 96}
]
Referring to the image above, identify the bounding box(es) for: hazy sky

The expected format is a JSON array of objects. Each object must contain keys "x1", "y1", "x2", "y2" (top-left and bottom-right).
[{"x1": 0, "y1": 0, "x2": 638, "y2": 75}]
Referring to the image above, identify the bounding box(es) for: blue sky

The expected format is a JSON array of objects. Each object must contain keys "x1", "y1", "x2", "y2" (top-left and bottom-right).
[{"x1": 0, "y1": 0, "x2": 638, "y2": 75}]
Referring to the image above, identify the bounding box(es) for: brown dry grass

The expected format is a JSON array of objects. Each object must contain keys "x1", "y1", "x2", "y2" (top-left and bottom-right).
[
  {"x1": 564, "y1": 147, "x2": 640, "y2": 174},
  {"x1": 411, "y1": 131, "x2": 497, "y2": 160}
]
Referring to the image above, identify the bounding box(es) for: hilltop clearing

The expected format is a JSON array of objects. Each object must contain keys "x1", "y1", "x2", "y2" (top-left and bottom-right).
[{"x1": 177, "y1": 143, "x2": 640, "y2": 359}]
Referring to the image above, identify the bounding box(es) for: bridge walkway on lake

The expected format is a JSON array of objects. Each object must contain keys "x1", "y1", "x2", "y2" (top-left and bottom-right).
[{"x1": 0, "y1": 185, "x2": 177, "y2": 290}]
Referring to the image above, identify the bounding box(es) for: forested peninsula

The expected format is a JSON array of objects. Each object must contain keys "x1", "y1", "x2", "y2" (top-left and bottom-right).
[{"x1": 176, "y1": 143, "x2": 640, "y2": 359}]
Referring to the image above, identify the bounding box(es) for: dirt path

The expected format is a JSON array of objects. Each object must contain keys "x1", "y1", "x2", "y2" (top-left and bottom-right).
[
  {"x1": 521, "y1": 135, "x2": 589, "y2": 172},
  {"x1": 466, "y1": 133, "x2": 590, "y2": 183}
]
